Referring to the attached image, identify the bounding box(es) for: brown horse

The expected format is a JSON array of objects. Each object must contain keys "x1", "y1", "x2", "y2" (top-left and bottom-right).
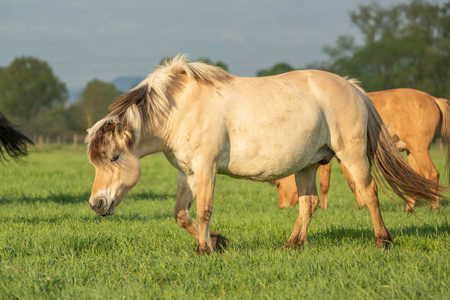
[
  {"x1": 0, "y1": 111, "x2": 33, "y2": 162},
  {"x1": 86, "y1": 56, "x2": 443, "y2": 254},
  {"x1": 276, "y1": 88, "x2": 450, "y2": 212}
]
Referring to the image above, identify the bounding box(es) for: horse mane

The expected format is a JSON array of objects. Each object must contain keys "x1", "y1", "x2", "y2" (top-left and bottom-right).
[
  {"x1": 86, "y1": 54, "x2": 233, "y2": 165},
  {"x1": 109, "y1": 55, "x2": 233, "y2": 129}
]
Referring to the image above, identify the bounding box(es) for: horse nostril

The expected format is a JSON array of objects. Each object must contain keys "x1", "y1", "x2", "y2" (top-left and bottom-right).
[{"x1": 90, "y1": 197, "x2": 107, "y2": 211}]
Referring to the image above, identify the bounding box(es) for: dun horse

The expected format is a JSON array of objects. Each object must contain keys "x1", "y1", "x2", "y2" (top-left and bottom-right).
[
  {"x1": 86, "y1": 56, "x2": 442, "y2": 254},
  {"x1": 0, "y1": 112, "x2": 33, "y2": 162},
  {"x1": 276, "y1": 89, "x2": 450, "y2": 212}
]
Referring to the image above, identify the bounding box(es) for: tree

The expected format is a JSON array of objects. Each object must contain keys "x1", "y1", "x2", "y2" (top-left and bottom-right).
[
  {"x1": 256, "y1": 63, "x2": 295, "y2": 77},
  {"x1": 0, "y1": 57, "x2": 67, "y2": 126},
  {"x1": 197, "y1": 58, "x2": 229, "y2": 71},
  {"x1": 321, "y1": 0, "x2": 449, "y2": 97},
  {"x1": 78, "y1": 79, "x2": 122, "y2": 128}
]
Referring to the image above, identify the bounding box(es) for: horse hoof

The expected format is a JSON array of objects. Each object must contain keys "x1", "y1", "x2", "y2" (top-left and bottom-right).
[
  {"x1": 195, "y1": 246, "x2": 212, "y2": 256},
  {"x1": 430, "y1": 204, "x2": 440, "y2": 211},
  {"x1": 195, "y1": 231, "x2": 229, "y2": 255},
  {"x1": 211, "y1": 231, "x2": 228, "y2": 252},
  {"x1": 375, "y1": 233, "x2": 393, "y2": 249},
  {"x1": 404, "y1": 206, "x2": 414, "y2": 213},
  {"x1": 283, "y1": 240, "x2": 304, "y2": 250}
]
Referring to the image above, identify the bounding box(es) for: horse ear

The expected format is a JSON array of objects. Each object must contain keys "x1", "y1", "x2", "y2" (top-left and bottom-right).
[
  {"x1": 115, "y1": 122, "x2": 125, "y2": 137},
  {"x1": 86, "y1": 128, "x2": 91, "y2": 133}
]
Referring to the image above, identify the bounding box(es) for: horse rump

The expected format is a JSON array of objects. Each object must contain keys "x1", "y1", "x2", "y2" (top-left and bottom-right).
[{"x1": 0, "y1": 112, "x2": 33, "y2": 161}]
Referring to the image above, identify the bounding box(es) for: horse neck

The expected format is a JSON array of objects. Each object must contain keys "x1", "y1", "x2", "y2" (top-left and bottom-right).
[{"x1": 134, "y1": 128, "x2": 167, "y2": 158}]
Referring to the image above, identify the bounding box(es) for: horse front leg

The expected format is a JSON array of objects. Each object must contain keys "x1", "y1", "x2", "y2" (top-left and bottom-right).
[
  {"x1": 173, "y1": 171, "x2": 199, "y2": 241},
  {"x1": 194, "y1": 165, "x2": 228, "y2": 255},
  {"x1": 285, "y1": 165, "x2": 320, "y2": 249}
]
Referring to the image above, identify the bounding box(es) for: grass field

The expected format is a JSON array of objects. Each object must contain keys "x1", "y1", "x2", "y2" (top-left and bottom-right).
[{"x1": 0, "y1": 144, "x2": 448, "y2": 299}]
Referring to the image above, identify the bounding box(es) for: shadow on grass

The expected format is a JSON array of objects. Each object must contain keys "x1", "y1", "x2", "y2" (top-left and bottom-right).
[
  {"x1": 0, "y1": 210, "x2": 174, "y2": 225},
  {"x1": 234, "y1": 221, "x2": 450, "y2": 251},
  {"x1": 0, "y1": 190, "x2": 175, "y2": 205},
  {"x1": 310, "y1": 222, "x2": 449, "y2": 244}
]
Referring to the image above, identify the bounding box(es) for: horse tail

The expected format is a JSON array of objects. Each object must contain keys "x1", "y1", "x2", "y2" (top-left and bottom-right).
[
  {"x1": 360, "y1": 91, "x2": 446, "y2": 206},
  {"x1": 0, "y1": 112, "x2": 34, "y2": 162},
  {"x1": 435, "y1": 97, "x2": 450, "y2": 185}
]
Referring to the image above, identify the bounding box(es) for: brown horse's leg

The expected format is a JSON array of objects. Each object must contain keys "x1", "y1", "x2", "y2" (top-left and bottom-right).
[
  {"x1": 404, "y1": 153, "x2": 419, "y2": 212},
  {"x1": 276, "y1": 175, "x2": 298, "y2": 209},
  {"x1": 340, "y1": 156, "x2": 393, "y2": 248},
  {"x1": 407, "y1": 151, "x2": 440, "y2": 211},
  {"x1": 319, "y1": 162, "x2": 331, "y2": 209},
  {"x1": 285, "y1": 165, "x2": 319, "y2": 249},
  {"x1": 339, "y1": 160, "x2": 366, "y2": 208}
]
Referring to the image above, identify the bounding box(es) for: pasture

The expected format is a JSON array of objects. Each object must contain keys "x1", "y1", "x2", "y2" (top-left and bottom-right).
[{"x1": 0, "y1": 144, "x2": 448, "y2": 299}]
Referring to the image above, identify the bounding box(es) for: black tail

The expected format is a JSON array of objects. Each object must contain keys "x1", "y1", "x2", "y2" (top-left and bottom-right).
[{"x1": 0, "y1": 112, "x2": 33, "y2": 162}]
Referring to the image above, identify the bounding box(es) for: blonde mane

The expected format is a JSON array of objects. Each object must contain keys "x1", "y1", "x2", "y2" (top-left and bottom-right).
[
  {"x1": 110, "y1": 54, "x2": 232, "y2": 129},
  {"x1": 86, "y1": 54, "x2": 232, "y2": 165}
]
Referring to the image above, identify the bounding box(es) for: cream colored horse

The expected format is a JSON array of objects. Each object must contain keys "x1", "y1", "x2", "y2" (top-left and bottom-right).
[
  {"x1": 86, "y1": 55, "x2": 441, "y2": 254},
  {"x1": 276, "y1": 89, "x2": 450, "y2": 212}
]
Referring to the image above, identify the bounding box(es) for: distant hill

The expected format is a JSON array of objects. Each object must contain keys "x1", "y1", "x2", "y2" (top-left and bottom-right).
[{"x1": 112, "y1": 76, "x2": 144, "y2": 92}]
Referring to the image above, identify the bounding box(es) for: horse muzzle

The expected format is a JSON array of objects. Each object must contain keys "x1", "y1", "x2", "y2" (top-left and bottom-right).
[{"x1": 90, "y1": 197, "x2": 116, "y2": 216}]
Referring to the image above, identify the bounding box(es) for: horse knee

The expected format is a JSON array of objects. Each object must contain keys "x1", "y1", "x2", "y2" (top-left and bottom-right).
[{"x1": 174, "y1": 210, "x2": 192, "y2": 228}]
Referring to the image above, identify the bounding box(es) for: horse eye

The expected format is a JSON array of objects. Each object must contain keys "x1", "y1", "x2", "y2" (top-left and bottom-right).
[{"x1": 111, "y1": 154, "x2": 120, "y2": 162}]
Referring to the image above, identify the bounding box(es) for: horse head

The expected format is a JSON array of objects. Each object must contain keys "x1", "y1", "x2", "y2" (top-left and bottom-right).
[{"x1": 86, "y1": 119, "x2": 141, "y2": 216}]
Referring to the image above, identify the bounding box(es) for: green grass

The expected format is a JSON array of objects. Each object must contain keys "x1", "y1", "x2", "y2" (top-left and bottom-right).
[{"x1": 0, "y1": 144, "x2": 448, "y2": 299}]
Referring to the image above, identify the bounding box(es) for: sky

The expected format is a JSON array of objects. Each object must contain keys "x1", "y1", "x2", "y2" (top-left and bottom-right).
[{"x1": 0, "y1": 0, "x2": 446, "y2": 89}]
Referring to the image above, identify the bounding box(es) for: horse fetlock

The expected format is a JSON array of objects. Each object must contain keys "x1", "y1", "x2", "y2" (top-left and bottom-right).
[
  {"x1": 404, "y1": 205, "x2": 415, "y2": 213},
  {"x1": 430, "y1": 199, "x2": 440, "y2": 210},
  {"x1": 196, "y1": 244, "x2": 213, "y2": 255},
  {"x1": 284, "y1": 237, "x2": 306, "y2": 249},
  {"x1": 375, "y1": 231, "x2": 393, "y2": 249}
]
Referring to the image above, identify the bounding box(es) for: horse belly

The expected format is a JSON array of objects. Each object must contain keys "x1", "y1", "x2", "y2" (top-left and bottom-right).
[{"x1": 218, "y1": 110, "x2": 327, "y2": 181}]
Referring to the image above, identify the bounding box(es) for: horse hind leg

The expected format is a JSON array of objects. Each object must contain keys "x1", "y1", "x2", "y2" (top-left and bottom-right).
[
  {"x1": 405, "y1": 151, "x2": 440, "y2": 212},
  {"x1": 339, "y1": 160, "x2": 366, "y2": 209},
  {"x1": 285, "y1": 165, "x2": 320, "y2": 249},
  {"x1": 337, "y1": 150, "x2": 393, "y2": 248}
]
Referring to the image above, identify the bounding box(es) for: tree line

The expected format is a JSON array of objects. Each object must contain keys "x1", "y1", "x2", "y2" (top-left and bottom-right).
[{"x1": 0, "y1": 0, "x2": 447, "y2": 141}]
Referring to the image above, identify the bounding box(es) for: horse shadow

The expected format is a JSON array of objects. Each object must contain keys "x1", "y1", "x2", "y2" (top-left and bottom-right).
[
  {"x1": 0, "y1": 191, "x2": 91, "y2": 205},
  {"x1": 310, "y1": 222, "x2": 449, "y2": 245},
  {"x1": 235, "y1": 221, "x2": 449, "y2": 251},
  {"x1": 0, "y1": 190, "x2": 175, "y2": 205}
]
